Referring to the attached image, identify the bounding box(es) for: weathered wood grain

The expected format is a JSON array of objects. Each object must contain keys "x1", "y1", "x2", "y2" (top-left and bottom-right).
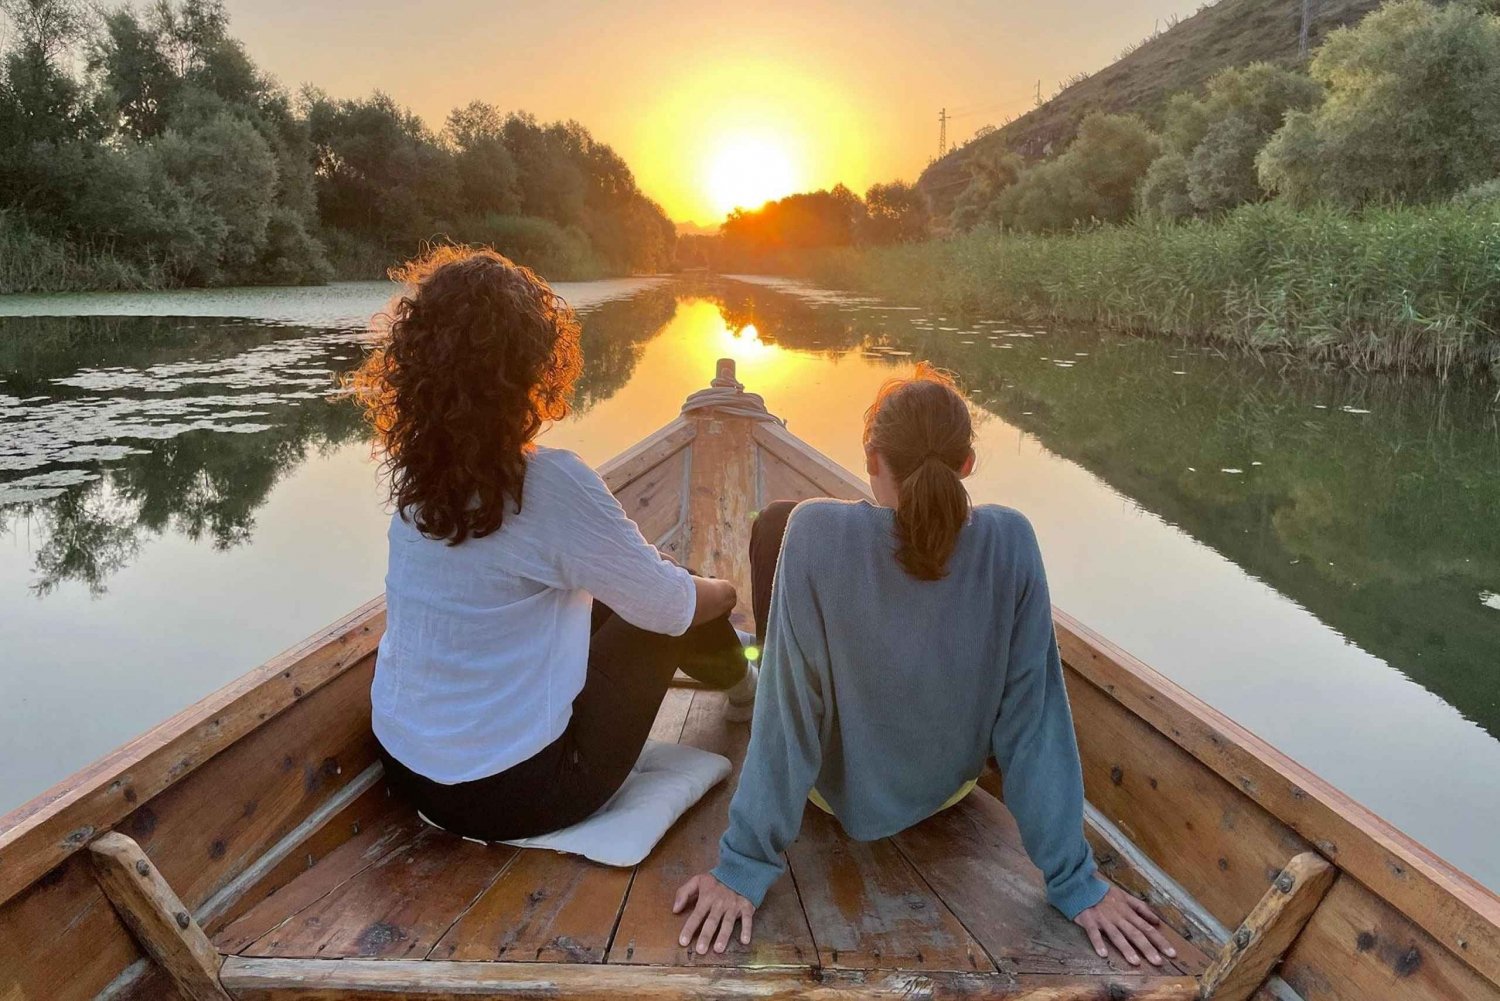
[
  {"x1": 429, "y1": 849, "x2": 632, "y2": 963},
  {"x1": 752, "y1": 422, "x2": 872, "y2": 502},
  {"x1": 1056, "y1": 611, "x2": 1500, "y2": 989},
  {"x1": 0, "y1": 597, "x2": 385, "y2": 909},
  {"x1": 212, "y1": 789, "x2": 425, "y2": 954},
  {"x1": 893, "y1": 788, "x2": 1197, "y2": 976},
  {"x1": 1276, "y1": 876, "x2": 1500, "y2": 1001},
  {"x1": 1066, "y1": 672, "x2": 1309, "y2": 931},
  {"x1": 221, "y1": 956, "x2": 1201, "y2": 1000},
  {"x1": 598, "y1": 418, "x2": 695, "y2": 494},
  {"x1": 1086, "y1": 822, "x2": 1212, "y2": 960},
  {"x1": 759, "y1": 453, "x2": 827, "y2": 508},
  {"x1": 0, "y1": 654, "x2": 380, "y2": 1001},
  {"x1": 685, "y1": 414, "x2": 759, "y2": 616},
  {"x1": 613, "y1": 448, "x2": 689, "y2": 545},
  {"x1": 787, "y1": 808, "x2": 993, "y2": 972},
  {"x1": 122, "y1": 658, "x2": 380, "y2": 912},
  {"x1": 427, "y1": 683, "x2": 698, "y2": 964},
  {"x1": 104, "y1": 961, "x2": 192, "y2": 1001},
  {"x1": 200, "y1": 764, "x2": 390, "y2": 931},
  {"x1": 1200, "y1": 852, "x2": 1336, "y2": 1001},
  {"x1": 609, "y1": 691, "x2": 816, "y2": 968},
  {"x1": 649, "y1": 687, "x2": 695, "y2": 744},
  {"x1": 0, "y1": 853, "x2": 145, "y2": 1001},
  {"x1": 88, "y1": 832, "x2": 229, "y2": 1001},
  {"x1": 240, "y1": 828, "x2": 516, "y2": 960}
]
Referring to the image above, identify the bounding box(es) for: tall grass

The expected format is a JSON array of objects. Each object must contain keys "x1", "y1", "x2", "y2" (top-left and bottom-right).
[
  {"x1": 0, "y1": 213, "x2": 161, "y2": 294},
  {"x1": 801, "y1": 202, "x2": 1500, "y2": 378}
]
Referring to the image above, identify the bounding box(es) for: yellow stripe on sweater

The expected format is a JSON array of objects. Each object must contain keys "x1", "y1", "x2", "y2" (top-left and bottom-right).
[{"x1": 807, "y1": 778, "x2": 978, "y2": 817}]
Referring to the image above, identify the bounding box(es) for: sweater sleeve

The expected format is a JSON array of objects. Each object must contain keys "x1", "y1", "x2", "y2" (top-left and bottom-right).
[
  {"x1": 711, "y1": 519, "x2": 827, "y2": 907},
  {"x1": 990, "y1": 517, "x2": 1107, "y2": 920},
  {"x1": 541, "y1": 451, "x2": 696, "y2": 636}
]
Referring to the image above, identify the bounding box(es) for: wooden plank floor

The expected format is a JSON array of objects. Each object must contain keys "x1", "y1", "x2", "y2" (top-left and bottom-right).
[{"x1": 212, "y1": 687, "x2": 1208, "y2": 981}]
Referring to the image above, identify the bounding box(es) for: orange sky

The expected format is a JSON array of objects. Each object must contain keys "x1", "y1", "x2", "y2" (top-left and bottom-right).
[{"x1": 224, "y1": 0, "x2": 1201, "y2": 225}]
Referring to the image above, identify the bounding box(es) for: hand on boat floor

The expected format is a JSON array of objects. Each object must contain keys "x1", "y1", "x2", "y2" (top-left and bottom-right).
[
  {"x1": 673, "y1": 872, "x2": 755, "y2": 954},
  {"x1": 1073, "y1": 882, "x2": 1177, "y2": 968}
]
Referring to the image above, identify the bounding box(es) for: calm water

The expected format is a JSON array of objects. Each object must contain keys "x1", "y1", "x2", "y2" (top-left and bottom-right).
[{"x1": 2, "y1": 276, "x2": 1497, "y2": 891}]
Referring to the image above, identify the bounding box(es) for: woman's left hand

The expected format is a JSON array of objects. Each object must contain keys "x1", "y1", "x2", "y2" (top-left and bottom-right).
[
  {"x1": 673, "y1": 873, "x2": 755, "y2": 954},
  {"x1": 1072, "y1": 882, "x2": 1177, "y2": 966}
]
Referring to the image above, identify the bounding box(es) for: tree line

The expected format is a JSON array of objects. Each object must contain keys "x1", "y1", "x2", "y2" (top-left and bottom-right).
[
  {"x1": 687, "y1": 181, "x2": 930, "y2": 270},
  {"x1": 0, "y1": 0, "x2": 675, "y2": 290}
]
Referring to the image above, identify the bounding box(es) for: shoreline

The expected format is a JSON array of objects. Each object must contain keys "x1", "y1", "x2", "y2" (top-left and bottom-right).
[{"x1": 746, "y1": 203, "x2": 1500, "y2": 383}]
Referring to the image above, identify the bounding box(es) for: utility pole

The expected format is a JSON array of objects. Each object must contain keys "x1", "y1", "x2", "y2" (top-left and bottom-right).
[
  {"x1": 1034, "y1": 79, "x2": 1043, "y2": 108},
  {"x1": 938, "y1": 107, "x2": 949, "y2": 158},
  {"x1": 1299, "y1": 0, "x2": 1314, "y2": 57}
]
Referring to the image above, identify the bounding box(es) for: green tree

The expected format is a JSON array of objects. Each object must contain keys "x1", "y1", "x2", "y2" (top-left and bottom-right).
[
  {"x1": 950, "y1": 146, "x2": 1023, "y2": 231},
  {"x1": 862, "y1": 181, "x2": 930, "y2": 243},
  {"x1": 1143, "y1": 63, "x2": 1322, "y2": 217},
  {"x1": 1258, "y1": 0, "x2": 1500, "y2": 206},
  {"x1": 443, "y1": 100, "x2": 520, "y2": 217},
  {"x1": 0, "y1": 0, "x2": 93, "y2": 146},
  {"x1": 502, "y1": 112, "x2": 586, "y2": 227},
  {"x1": 1137, "y1": 151, "x2": 1195, "y2": 220},
  {"x1": 720, "y1": 184, "x2": 866, "y2": 263},
  {"x1": 303, "y1": 89, "x2": 458, "y2": 250},
  {"x1": 2, "y1": 0, "x2": 677, "y2": 288},
  {"x1": 92, "y1": 7, "x2": 177, "y2": 139},
  {"x1": 995, "y1": 113, "x2": 1159, "y2": 232},
  {"x1": 1188, "y1": 116, "x2": 1266, "y2": 212}
]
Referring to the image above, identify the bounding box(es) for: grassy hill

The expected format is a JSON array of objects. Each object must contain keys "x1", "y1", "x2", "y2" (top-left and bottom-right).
[{"x1": 917, "y1": 0, "x2": 1408, "y2": 218}]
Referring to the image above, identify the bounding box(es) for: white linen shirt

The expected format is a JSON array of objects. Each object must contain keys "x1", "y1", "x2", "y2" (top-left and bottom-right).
[{"x1": 371, "y1": 446, "x2": 697, "y2": 784}]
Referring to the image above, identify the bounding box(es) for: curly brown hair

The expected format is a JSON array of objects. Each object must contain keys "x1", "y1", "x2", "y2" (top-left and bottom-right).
[{"x1": 351, "y1": 246, "x2": 583, "y2": 544}]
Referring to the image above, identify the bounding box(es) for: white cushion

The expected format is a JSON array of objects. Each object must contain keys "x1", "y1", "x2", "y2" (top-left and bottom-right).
[{"x1": 501, "y1": 740, "x2": 731, "y2": 867}]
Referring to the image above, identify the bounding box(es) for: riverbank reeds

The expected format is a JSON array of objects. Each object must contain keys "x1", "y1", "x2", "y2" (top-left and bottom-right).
[
  {"x1": 0, "y1": 213, "x2": 161, "y2": 294},
  {"x1": 799, "y1": 202, "x2": 1500, "y2": 379}
]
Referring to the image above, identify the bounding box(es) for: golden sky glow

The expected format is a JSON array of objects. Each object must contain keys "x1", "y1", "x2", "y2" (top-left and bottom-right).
[
  {"x1": 223, "y1": 0, "x2": 1204, "y2": 225},
  {"x1": 630, "y1": 56, "x2": 872, "y2": 222}
]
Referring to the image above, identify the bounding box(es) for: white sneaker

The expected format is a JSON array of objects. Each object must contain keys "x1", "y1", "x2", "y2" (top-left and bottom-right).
[{"x1": 724, "y1": 662, "x2": 759, "y2": 723}]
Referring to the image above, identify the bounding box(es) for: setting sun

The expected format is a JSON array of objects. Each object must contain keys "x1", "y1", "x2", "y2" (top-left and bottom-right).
[
  {"x1": 622, "y1": 56, "x2": 873, "y2": 225},
  {"x1": 706, "y1": 136, "x2": 800, "y2": 216}
]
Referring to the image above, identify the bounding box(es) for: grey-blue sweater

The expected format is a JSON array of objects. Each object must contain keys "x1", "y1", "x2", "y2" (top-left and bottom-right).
[{"x1": 711, "y1": 499, "x2": 1107, "y2": 919}]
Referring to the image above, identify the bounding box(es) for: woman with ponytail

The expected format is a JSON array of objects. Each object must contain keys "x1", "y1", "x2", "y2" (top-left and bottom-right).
[{"x1": 673, "y1": 365, "x2": 1173, "y2": 969}]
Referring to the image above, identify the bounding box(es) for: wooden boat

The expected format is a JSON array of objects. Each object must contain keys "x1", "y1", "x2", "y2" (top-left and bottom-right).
[{"x1": 2, "y1": 360, "x2": 1498, "y2": 1001}]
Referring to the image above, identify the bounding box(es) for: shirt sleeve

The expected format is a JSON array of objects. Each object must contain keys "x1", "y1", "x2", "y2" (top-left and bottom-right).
[
  {"x1": 711, "y1": 517, "x2": 827, "y2": 907},
  {"x1": 539, "y1": 451, "x2": 697, "y2": 636},
  {"x1": 990, "y1": 516, "x2": 1107, "y2": 920}
]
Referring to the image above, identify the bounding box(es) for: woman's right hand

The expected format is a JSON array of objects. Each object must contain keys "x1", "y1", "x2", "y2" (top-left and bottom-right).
[{"x1": 691, "y1": 576, "x2": 738, "y2": 625}]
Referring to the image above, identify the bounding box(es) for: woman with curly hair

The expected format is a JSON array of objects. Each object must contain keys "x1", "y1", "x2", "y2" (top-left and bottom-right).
[{"x1": 352, "y1": 247, "x2": 755, "y2": 842}]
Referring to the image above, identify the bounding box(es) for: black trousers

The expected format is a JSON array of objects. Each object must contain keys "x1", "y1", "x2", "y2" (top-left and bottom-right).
[
  {"x1": 379, "y1": 591, "x2": 753, "y2": 842},
  {"x1": 749, "y1": 500, "x2": 797, "y2": 645}
]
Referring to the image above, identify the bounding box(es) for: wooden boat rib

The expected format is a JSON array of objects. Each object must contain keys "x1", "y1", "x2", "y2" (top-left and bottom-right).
[{"x1": 2, "y1": 360, "x2": 1498, "y2": 1001}]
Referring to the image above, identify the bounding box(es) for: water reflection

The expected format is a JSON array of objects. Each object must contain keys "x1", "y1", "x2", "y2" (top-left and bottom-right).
[{"x1": 0, "y1": 289, "x2": 678, "y2": 595}]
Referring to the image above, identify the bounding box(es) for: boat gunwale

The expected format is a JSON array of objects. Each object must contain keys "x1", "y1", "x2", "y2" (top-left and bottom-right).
[
  {"x1": 0, "y1": 595, "x2": 386, "y2": 908},
  {"x1": 217, "y1": 955, "x2": 1202, "y2": 999},
  {"x1": 1056, "y1": 610, "x2": 1500, "y2": 987}
]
